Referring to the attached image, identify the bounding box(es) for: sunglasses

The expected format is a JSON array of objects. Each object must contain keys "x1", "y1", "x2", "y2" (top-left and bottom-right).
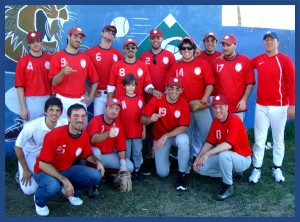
[
  {"x1": 125, "y1": 45, "x2": 137, "y2": 50},
  {"x1": 181, "y1": 46, "x2": 193, "y2": 51},
  {"x1": 105, "y1": 29, "x2": 116, "y2": 36},
  {"x1": 153, "y1": 54, "x2": 157, "y2": 64}
]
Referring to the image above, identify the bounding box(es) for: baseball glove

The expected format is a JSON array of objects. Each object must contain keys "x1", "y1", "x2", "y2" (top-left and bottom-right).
[
  {"x1": 189, "y1": 100, "x2": 210, "y2": 112},
  {"x1": 113, "y1": 170, "x2": 132, "y2": 192}
]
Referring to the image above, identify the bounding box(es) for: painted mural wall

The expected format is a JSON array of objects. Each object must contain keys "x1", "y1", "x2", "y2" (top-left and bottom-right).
[{"x1": 4, "y1": 5, "x2": 295, "y2": 155}]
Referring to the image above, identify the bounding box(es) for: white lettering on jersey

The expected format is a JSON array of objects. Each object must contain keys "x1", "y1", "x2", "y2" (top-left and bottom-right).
[
  {"x1": 163, "y1": 57, "x2": 169, "y2": 65},
  {"x1": 56, "y1": 144, "x2": 66, "y2": 154},
  {"x1": 145, "y1": 57, "x2": 151, "y2": 65},
  {"x1": 174, "y1": 110, "x2": 181, "y2": 118},
  {"x1": 137, "y1": 68, "x2": 144, "y2": 77},
  {"x1": 26, "y1": 62, "x2": 33, "y2": 70},
  {"x1": 176, "y1": 68, "x2": 184, "y2": 77},
  {"x1": 235, "y1": 63, "x2": 242, "y2": 72},
  {"x1": 113, "y1": 54, "x2": 118, "y2": 62},
  {"x1": 101, "y1": 125, "x2": 105, "y2": 133},
  {"x1": 45, "y1": 61, "x2": 50, "y2": 70},
  {"x1": 158, "y1": 107, "x2": 167, "y2": 116},
  {"x1": 121, "y1": 100, "x2": 127, "y2": 109},
  {"x1": 217, "y1": 64, "x2": 224, "y2": 73},
  {"x1": 75, "y1": 148, "x2": 82, "y2": 157},
  {"x1": 216, "y1": 130, "x2": 222, "y2": 140},
  {"x1": 96, "y1": 52, "x2": 101, "y2": 61},
  {"x1": 194, "y1": 67, "x2": 201, "y2": 75},
  {"x1": 61, "y1": 58, "x2": 67, "y2": 67},
  {"x1": 119, "y1": 68, "x2": 126, "y2": 76},
  {"x1": 81, "y1": 60, "x2": 86, "y2": 68}
]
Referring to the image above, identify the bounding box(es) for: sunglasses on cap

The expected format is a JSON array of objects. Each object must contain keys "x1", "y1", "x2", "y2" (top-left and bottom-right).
[
  {"x1": 104, "y1": 29, "x2": 116, "y2": 36},
  {"x1": 181, "y1": 46, "x2": 193, "y2": 51},
  {"x1": 125, "y1": 45, "x2": 137, "y2": 50}
]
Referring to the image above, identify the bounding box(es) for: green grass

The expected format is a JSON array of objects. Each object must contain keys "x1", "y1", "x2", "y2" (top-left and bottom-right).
[{"x1": 5, "y1": 122, "x2": 295, "y2": 217}]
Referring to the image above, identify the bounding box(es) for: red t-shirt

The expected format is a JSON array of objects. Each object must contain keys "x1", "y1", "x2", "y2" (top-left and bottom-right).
[
  {"x1": 119, "y1": 94, "x2": 145, "y2": 138},
  {"x1": 34, "y1": 125, "x2": 93, "y2": 173},
  {"x1": 86, "y1": 115, "x2": 126, "y2": 154},
  {"x1": 166, "y1": 58, "x2": 215, "y2": 102},
  {"x1": 108, "y1": 59, "x2": 153, "y2": 99},
  {"x1": 211, "y1": 54, "x2": 255, "y2": 113},
  {"x1": 15, "y1": 52, "x2": 52, "y2": 96},
  {"x1": 206, "y1": 113, "x2": 252, "y2": 157},
  {"x1": 142, "y1": 95, "x2": 190, "y2": 140},
  {"x1": 252, "y1": 52, "x2": 295, "y2": 106},
  {"x1": 86, "y1": 45, "x2": 124, "y2": 90},
  {"x1": 139, "y1": 49, "x2": 176, "y2": 101},
  {"x1": 197, "y1": 51, "x2": 222, "y2": 64},
  {"x1": 49, "y1": 50, "x2": 99, "y2": 98}
]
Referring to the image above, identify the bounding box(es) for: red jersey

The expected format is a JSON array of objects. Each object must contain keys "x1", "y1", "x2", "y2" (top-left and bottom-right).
[
  {"x1": 34, "y1": 125, "x2": 93, "y2": 173},
  {"x1": 119, "y1": 94, "x2": 145, "y2": 138},
  {"x1": 139, "y1": 49, "x2": 176, "y2": 101},
  {"x1": 86, "y1": 45, "x2": 124, "y2": 90},
  {"x1": 86, "y1": 115, "x2": 126, "y2": 154},
  {"x1": 142, "y1": 95, "x2": 190, "y2": 140},
  {"x1": 49, "y1": 50, "x2": 99, "y2": 98},
  {"x1": 211, "y1": 54, "x2": 255, "y2": 113},
  {"x1": 108, "y1": 59, "x2": 153, "y2": 99},
  {"x1": 166, "y1": 58, "x2": 215, "y2": 102},
  {"x1": 252, "y1": 52, "x2": 295, "y2": 106},
  {"x1": 197, "y1": 51, "x2": 222, "y2": 64},
  {"x1": 15, "y1": 52, "x2": 52, "y2": 96},
  {"x1": 206, "y1": 113, "x2": 252, "y2": 157}
]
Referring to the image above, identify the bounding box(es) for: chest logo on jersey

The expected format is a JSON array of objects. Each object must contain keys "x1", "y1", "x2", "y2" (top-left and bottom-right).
[
  {"x1": 80, "y1": 59, "x2": 86, "y2": 68},
  {"x1": 174, "y1": 110, "x2": 181, "y2": 118},
  {"x1": 158, "y1": 107, "x2": 167, "y2": 116},
  {"x1": 45, "y1": 61, "x2": 50, "y2": 70},
  {"x1": 235, "y1": 63, "x2": 242, "y2": 72},
  {"x1": 194, "y1": 67, "x2": 201, "y2": 75},
  {"x1": 138, "y1": 100, "x2": 143, "y2": 109},
  {"x1": 26, "y1": 62, "x2": 33, "y2": 70},
  {"x1": 75, "y1": 148, "x2": 82, "y2": 157},
  {"x1": 163, "y1": 57, "x2": 169, "y2": 65},
  {"x1": 137, "y1": 68, "x2": 144, "y2": 77},
  {"x1": 113, "y1": 54, "x2": 118, "y2": 62},
  {"x1": 56, "y1": 144, "x2": 66, "y2": 154}
]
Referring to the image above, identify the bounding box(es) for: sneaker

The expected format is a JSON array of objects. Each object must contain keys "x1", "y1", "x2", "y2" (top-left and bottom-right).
[
  {"x1": 249, "y1": 168, "x2": 261, "y2": 183},
  {"x1": 140, "y1": 160, "x2": 152, "y2": 176},
  {"x1": 15, "y1": 171, "x2": 20, "y2": 184},
  {"x1": 34, "y1": 194, "x2": 49, "y2": 216},
  {"x1": 272, "y1": 168, "x2": 285, "y2": 182},
  {"x1": 88, "y1": 186, "x2": 100, "y2": 199},
  {"x1": 61, "y1": 188, "x2": 83, "y2": 205},
  {"x1": 132, "y1": 170, "x2": 145, "y2": 181},
  {"x1": 215, "y1": 184, "x2": 234, "y2": 201},
  {"x1": 176, "y1": 173, "x2": 187, "y2": 191}
]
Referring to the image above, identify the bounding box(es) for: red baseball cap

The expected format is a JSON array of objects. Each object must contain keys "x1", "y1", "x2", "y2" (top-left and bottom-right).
[
  {"x1": 27, "y1": 31, "x2": 42, "y2": 42},
  {"x1": 123, "y1": 38, "x2": 137, "y2": 48},
  {"x1": 105, "y1": 98, "x2": 121, "y2": 107},
  {"x1": 212, "y1": 95, "x2": 228, "y2": 106},
  {"x1": 167, "y1": 77, "x2": 183, "y2": 88},
  {"x1": 203, "y1": 32, "x2": 217, "y2": 41},
  {"x1": 150, "y1": 29, "x2": 162, "y2": 38},
  {"x1": 220, "y1": 34, "x2": 236, "y2": 44},
  {"x1": 180, "y1": 36, "x2": 195, "y2": 45},
  {"x1": 103, "y1": 25, "x2": 117, "y2": 33},
  {"x1": 68, "y1": 27, "x2": 86, "y2": 37}
]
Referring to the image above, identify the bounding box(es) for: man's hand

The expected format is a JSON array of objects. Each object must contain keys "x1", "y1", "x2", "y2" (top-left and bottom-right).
[
  {"x1": 153, "y1": 90, "x2": 163, "y2": 99},
  {"x1": 153, "y1": 134, "x2": 168, "y2": 151},
  {"x1": 62, "y1": 62, "x2": 77, "y2": 75},
  {"x1": 96, "y1": 162, "x2": 105, "y2": 176},
  {"x1": 109, "y1": 123, "x2": 119, "y2": 138},
  {"x1": 21, "y1": 169, "x2": 33, "y2": 186},
  {"x1": 61, "y1": 177, "x2": 74, "y2": 197},
  {"x1": 20, "y1": 107, "x2": 29, "y2": 121},
  {"x1": 287, "y1": 105, "x2": 295, "y2": 120},
  {"x1": 236, "y1": 99, "x2": 247, "y2": 111}
]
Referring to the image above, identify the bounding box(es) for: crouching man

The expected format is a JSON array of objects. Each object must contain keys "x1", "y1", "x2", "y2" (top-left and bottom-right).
[{"x1": 193, "y1": 95, "x2": 252, "y2": 200}]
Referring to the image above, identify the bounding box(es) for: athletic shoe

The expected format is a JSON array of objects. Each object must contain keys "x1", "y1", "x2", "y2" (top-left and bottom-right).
[
  {"x1": 215, "y1": 184, "x2": 234, "y2": 201},
  {"x1": 272, "y1": 168, "x2": 285, "y2": 182},
  {"x1": 61, "y1": 188, "x2": 83, "y2": 205},
  {"x1": 132, "y1": 170, "x2": 145, "y2": 181},
  {"x1": 15, "y1": 171, "x2": 20, "y2": 184},
  {"x1": 140, "y1": 160, "x2": 152, "y2": 176},
  {"x1": 34, "y1": 194, "x2": 49, "y2": 216},
  {"x1": 88, "y1": 186, "x2": 100, "y2": 199},
  {"x1": 249, "y1": 168, "x2": 261, "y2": 183},
  {"x1": 176, "y1": 173, "x2": 187, "y2": 191}
]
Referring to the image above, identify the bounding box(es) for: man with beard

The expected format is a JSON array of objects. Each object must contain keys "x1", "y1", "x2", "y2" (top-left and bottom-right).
[
  {"x1": 86, "y1": 25, "x2": 124, "y2": 116},
  {"x1": 49, "y1": 27, "x2": 99, "y2": 121},
  {"x1": 15, "y1": 31, "x2": 52, "y2": 123},
  {"x1": 33, "y1": 104, "x2": 105, "y2": 216}
]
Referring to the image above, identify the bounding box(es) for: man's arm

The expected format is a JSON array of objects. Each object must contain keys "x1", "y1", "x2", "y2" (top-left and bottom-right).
[
  {"x1": 200, "y1": 85, "x2": 214, "y2": 104},
  {"x1": 51, "y1": 62, "x2": 76, "y2": 86},
  {"x1": 16, "y1": 87, "x2": 28, "y2": 121},
  {"x1": 14, "y1": 145, "x2": 32, "y2": 185},
  {"x1": 81, "y1": 81, "x2": 98, "y2": 104},
  {"x1": 237, "y1": 84, "x2": 254, "y2": 111},
  {"x1": 86, "y1": 155, "x2": 105, "y2": 176}
]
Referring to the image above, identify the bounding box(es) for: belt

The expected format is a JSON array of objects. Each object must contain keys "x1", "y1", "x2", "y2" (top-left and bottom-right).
[{"x1": 98, "y1": 90, "x2": 108, "y2": 94}]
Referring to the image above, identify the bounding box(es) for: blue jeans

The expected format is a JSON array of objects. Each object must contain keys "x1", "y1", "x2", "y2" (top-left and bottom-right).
[
  {"x1": 34, "y1": 165, "x2": 101, "y2": 207},
  {"x1": 126, "y1": 138, "x2": 143, "y2": 171}
]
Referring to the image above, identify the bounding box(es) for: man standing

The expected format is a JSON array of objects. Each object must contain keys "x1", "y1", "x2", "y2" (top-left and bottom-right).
[
  {"x1": 141, "y1": 77, "x2": 190, "y2": 191},
  {"x1": 193, "y1": 95, "x2": 252, "y2": 201},
  {"x1": 49, "y1": 27, "x2": 99, "y2": 120},
  {"x1": 249, "y1": 31, "x2": 295, "y2": 183},
  {"x1": 107, "y1": 38, "x2": 162, "y2": 99},
  {"x1": 211, "y1": 34, "x2": 255, "y2": 121},
  {"x1": 15, "y1": 31, "x2": 52, "y2": 123},
  {"x1": 86, "y1": 25, "x2": 124, "y2": 115},
  {"x1": 196, "y1": 32, "x2": 222, "y2": 63},
  {"x1": 33, "y1": 104, "x2": 104, "y2": 216}
]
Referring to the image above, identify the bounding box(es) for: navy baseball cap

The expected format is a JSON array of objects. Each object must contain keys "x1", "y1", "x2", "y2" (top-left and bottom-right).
[{"x1": 263, "y1": 31, "x2": 279, "y2": 40}]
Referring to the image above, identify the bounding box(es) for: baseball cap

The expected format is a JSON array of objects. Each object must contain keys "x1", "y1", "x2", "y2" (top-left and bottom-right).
[
  {"x1": 180, "y1": 36, "x2": 195, "y2": 45},
  {"x1": 203, "y1": 32, "x2": 217, "y2": 41},
  {"x1": 68, "y1": 27, "x2": 86, "y2": 37},
  {"x1": 105, "y1": 98, "x2": 121, "y2": 107},
  {"x1": 103, "y1": 25, "x2": 117, "y2": 33},
  {"x1": 167, "y1": 77, "x2": 183, "y2": 88},
  {"x1": 27, "y1": 31, "x2": 42, "y2": 42},
  {"x1": 150, "y1": 29, "x2": 162, "y2": 38},
  {"x1": 220, "y1": 34, "x2": 236, "y2": 44},
  {"x1": 212, "y1": 95, "x2": 228, "y2": 106},
  {"x1": 123, "y1": 38, "x2": 137, "y2": 48},
  {"x1": 263, "y1": 31, "x2": 279, "y2": 40}
]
